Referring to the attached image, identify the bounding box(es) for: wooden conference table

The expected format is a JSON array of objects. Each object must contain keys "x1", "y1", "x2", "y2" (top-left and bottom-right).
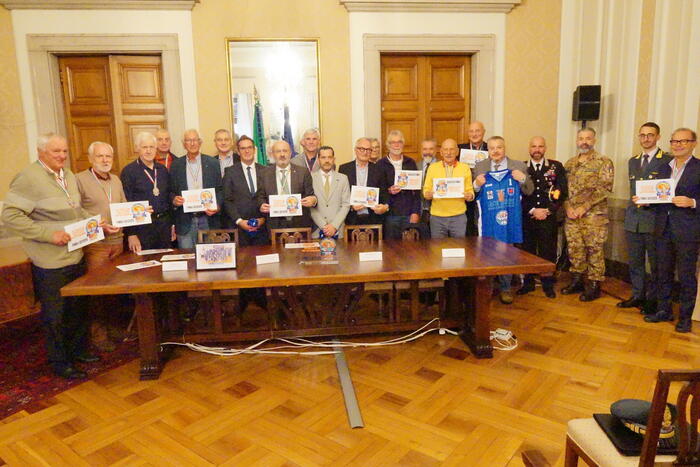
[{"x1": 62, "y1": 237, "x2": 554, "y2": 380}]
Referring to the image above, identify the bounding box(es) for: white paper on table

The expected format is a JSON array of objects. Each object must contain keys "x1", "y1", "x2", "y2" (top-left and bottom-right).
[
  {"x1": 109, "y1": 201, "x2": 151, "y2": 227},
  {"x1": 394, "y1": 170, "x2": 422, "y2": 190},
  {"x1": 117, "y1": 260, "x2": 162, "y2": 271},
  {"x1": 161, "y1": 254, "x2": 195, "y2": 261},
  {"x1": 442, "y1": 248, "x2": 466, "y2": 258},
  {"x1": 269, "y1": 194, "x2": 303, "y2": 217},
  {"x1": 182, "y1": 188, "x2": 217, "y2": 213},
  {"x1": 162, "y1": 261, "x2": 188, "y2": 271},
  {"x1": 137, "y1": 248, "x2": 174, "y2": 256},
  {"x1": 459, "y1": 149, "x2": 488, "y2": 168},
  {"x1": 65, "y1": 214, "x2": 104, "y2": 252},
  {"x1": 359, "y1": 251, "x2": 383, "y2": 262},
  {"x1": 635, "y1": 178, "x2": 675, "y2": 204},
  {"x1": 284, "y1": 242, "x2": 320, "y2": 249},
  {"x1": 433, "y1": 177, "x2": 465, "y2": 199},
  {"x1": 256, "y1": 253, "x2": 280, "y2": 265},
  {"x1": 350, "y1": 185, "x2": 380, "y2": 207}
]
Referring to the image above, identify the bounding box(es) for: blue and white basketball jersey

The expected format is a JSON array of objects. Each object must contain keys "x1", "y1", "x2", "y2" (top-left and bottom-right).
[{"x1": 477, "y1": 169, "x2": 523, "y2": 244}]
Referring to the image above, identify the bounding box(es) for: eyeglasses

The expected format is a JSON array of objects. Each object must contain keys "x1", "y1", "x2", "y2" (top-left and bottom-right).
[
  {"x1": 670, "y1": 139, "x2": 696, "y2": 145},
  {"x1": 184, "y1": 139, "x2": 201, "y2": 144},
  {"x1": 239, "y1": 145, "x2": 254, "y2": 151},
  {"x1": 638, "y1": 133, "x2": 657, "y2": 139},
  {"x1": 355, "y1": 147, "x2": 372, "y2": 152}
]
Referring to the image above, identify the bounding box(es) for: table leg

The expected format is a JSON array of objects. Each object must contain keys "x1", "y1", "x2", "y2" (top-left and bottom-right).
[
  {"x1": 135, "y1": 293, "x2": 163, "y2": 380},
  {"x1": 457, "y1": 276, "x2": 493, "y2": 358}
]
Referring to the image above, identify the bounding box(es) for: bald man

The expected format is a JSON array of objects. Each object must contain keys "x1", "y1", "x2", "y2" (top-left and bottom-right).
[
  {"x1": 459, "y1": 121, "x2": 488, "y2": 237},
  {"x1": 517, "y1": 136, "x2": 567, "y2": 298},
  {"x1": 422, "y1": 138, "x2": 474, "y2": 238},
  {"x1": 154, "y1": 129, "x2": 177, "y2": 170}
]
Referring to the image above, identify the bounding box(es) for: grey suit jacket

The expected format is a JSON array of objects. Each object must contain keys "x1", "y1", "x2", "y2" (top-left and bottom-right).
[
  {"x1": 473, "y1": 156, "x2": 534, "y2": 196},
  {"x1": 310, "y1": 170, "x2": 351, "y2": 238},
  {"x1": 290, "y1": 153, "x2": 320, "y2": 172}
]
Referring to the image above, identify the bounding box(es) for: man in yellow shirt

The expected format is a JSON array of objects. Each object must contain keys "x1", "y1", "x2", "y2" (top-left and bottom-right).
[{"x1": 422, "y1": 138, "x2": 475, "y2": 238}]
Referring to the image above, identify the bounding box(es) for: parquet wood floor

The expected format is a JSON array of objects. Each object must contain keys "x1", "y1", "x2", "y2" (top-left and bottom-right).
[{"x1": 1, "y1": 281, "x2": 698, "y2": 466}]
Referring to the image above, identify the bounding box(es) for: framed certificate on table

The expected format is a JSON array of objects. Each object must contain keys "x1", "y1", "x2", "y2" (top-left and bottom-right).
[
  {"x1": 269, "y1": 194, "x2": 302, "y2": 217},
  {"x1": 110, "y1": 201, "x2": 152, "y2": 227},
  {"x1": 195, "y1": 243, "x2": 236, "y2": 270},
  {"x1": 65, "y1": 215, "x2": 105, "y2": 252},
  {"x1": 182, "y1": 188, "x2": 218, "y2": 213},
  {"x1": 635, "y1": 178, "x2": 674, "y2": 204},
  {"x1": 350, "y1": 185, "x2": 379, "y2": 207},
  {"x1": 433, "y1": 178, "x2": 465, "y2": 199},
  {"x1": 394, "y1": 170, "x2": 422, "y2": 190}
]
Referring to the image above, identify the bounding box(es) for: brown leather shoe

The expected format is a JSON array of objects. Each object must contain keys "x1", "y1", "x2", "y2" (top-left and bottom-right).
[{"x1": 499, "y1": 291, "x2": 514, "y2": 305}]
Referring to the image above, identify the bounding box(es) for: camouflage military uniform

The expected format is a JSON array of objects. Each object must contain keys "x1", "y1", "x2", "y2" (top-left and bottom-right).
[{"x1": 564, "y1": 151, "x2": 614, "y2": 281}]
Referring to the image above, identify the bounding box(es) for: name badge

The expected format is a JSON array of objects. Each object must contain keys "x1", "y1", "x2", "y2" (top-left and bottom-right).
[
  {"x1": 256, "y1": 253, "x2": 280, "y2": 265},
  {"x1": 442, "y1": 248, "x2": 465, "y2": 258},
  {"x1": 359, "y1": 251, "x2": 383, "y2": 262},
  {"x1": 162, "y1": 261, "x2": 188, "y2": 272}
]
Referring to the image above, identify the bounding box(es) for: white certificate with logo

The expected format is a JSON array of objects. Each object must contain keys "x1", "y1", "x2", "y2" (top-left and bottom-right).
[
  {"x1": 182, "y1": 188, "x2": 217, "y2": 213},
  {"x1": 432, "y1": 177, "x2": 465, "y2": 199},
  {"x1": 65, "y1": 214, "x2": 104, "y2": 252},
  {"x1": 394, "y1": 170, "x2": 422, "y2": 190},
  {"x1": 459, "y1": 149, "x2": 488, "y2": 168},
  {"x1": 350, "y1": 185, "x2": 380, "y2": 207},
  {"x1": 635, "y1": 178, "x2": 675, "y2": 204},
  {"x1": 110, "y1": 201, "x2": 152, "y2": 227},
  {"x1": 269, "y1": 194, "x2": 302, "y2": 217}
]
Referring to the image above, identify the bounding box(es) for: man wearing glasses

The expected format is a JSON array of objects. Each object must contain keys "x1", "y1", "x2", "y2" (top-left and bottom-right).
[
  {"x1": 338, "y1": 137, "x2": 388, "y2": 226},
  {"x1": 645, "y1": 128, "x2": 699, "y2": 333},
  {"x1": 618, "y1": 122, "x2": 671, "y2": 315}
]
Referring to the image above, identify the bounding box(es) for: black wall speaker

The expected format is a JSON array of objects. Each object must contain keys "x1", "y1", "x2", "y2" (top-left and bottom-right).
[{"x1": 572, "y1": 85, "x2": 601, "y2": 121}]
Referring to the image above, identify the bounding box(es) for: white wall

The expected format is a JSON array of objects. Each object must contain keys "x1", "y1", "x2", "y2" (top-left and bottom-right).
[
  {"x1": 348, "y1": 11, "x2": 506, "y2": 142},
  {"x1": 11, "y1": 9, "x2": 198, "y2": 161}
]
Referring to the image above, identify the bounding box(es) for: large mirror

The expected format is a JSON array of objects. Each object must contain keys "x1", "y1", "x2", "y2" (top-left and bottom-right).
[{"x1": 227, "y1": 39, "x2": 320, "y2": 163}]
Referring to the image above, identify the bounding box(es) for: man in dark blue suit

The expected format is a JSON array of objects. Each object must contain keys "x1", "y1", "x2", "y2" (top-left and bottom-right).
[
  {"x1": 645, "y1": 128, "x2": 699, "y2": 333},
  {"x1": 223, "y1": 135, "x2": 268, "y2": 246},
  {"x1": 170, "y1": 129, "x2": 223, "y2": 248},
  {"x1": 618, "y1": 122, "x2": 671, "y2": 314}
]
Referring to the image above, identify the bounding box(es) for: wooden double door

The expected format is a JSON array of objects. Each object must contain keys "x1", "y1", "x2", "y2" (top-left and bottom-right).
[
  {"x1": 59, "y1": 55, "x2": 166, "y2": 174},
  {"x1": 381, "y1": 54, "x2": 471, "y2": 160}
]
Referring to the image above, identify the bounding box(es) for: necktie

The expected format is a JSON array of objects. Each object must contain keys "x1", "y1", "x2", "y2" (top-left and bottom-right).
[
  {"x1": 494, "y1": 163, "x2": 501, "y2": 171},
  {"x1": 323, "y1": 174, "x2": 331, "y2": 198},
  {"x1": 536, "y1": 163, "x2": 541, "y2": 172},
  {"x1": 641, "y1": 154, "x2": 649, "y2": 171},
  {"x1": 246, "y1": 166, "x2": 255, "y2": 196},
  {"x1": 280, "y1": 169, "x2": 290, "y2": 194}
]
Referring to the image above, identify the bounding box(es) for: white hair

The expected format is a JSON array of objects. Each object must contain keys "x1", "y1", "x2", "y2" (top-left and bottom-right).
[
  {"x1": 36, "y1": 133, "x2": 65, "y2": 151},
  {"x1": 134, "y1": 131, "x2": 157, "y2": 147},
  {"x1": 302, "y1": 128, "x2": 321, "y2": 139},
  {"x1": 88, "y1": 141, "x2": 114, "y2": 157}
]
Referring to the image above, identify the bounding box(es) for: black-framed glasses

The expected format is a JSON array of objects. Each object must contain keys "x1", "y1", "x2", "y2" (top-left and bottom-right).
[
  {"x1": 355, "y1": 147, "x2": 372, "y2": 152},
  {"x1": 638, "y1": 133, "x2": 657, "y2": 139},
  {"x1": 670, "y1": 139, "x2": 696, "y2": 145}
]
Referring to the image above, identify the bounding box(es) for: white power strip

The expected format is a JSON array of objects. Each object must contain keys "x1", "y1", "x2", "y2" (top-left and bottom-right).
[{"x1": 489, "y1": 328, "x2": 518, "y2": 351}]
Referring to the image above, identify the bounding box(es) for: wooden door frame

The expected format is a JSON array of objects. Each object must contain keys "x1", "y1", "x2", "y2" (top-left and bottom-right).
[
  {"x1": 26, "y1": 34, "x2": 186, "y2": 169},
  {"x1": 363, "y1": 34, "x2": 495, "y2": 141}
]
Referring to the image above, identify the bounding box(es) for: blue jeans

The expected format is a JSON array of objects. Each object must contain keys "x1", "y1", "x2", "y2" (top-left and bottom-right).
[
  {"x1": 498, "y1": 274, "x2": 513, "y2": 292},
  {"x1": 385, "y1": 215, "x2": 413, "y2": 240},
  {"x1": 32, "y1": 261, "x2": 88, "y2": 372},
  {"x1": 177, "y1": 215, "x2": 209, "y2": 249}
]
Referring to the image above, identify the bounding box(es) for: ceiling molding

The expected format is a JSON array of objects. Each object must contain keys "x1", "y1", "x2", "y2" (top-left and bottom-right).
[
  {"x1": 339, "y1": 0, "x2": 520, "y2": 13},
  {"x1": 0, "y1": 0, "x2": 198, "y2": 10}
]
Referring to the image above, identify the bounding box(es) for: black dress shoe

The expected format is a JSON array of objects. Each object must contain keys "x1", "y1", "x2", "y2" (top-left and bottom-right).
[
  {"x1": 617, "y1": 297, "x2": 644, "y2": 308},
  {"x1": 516, "y1": 283, "x2": 535, "y2": 295},
  {"x1": 675, "y1": 319, "x2": 692, "y2": 333},
  {"x1": 644, "y1": 311, "x2": 674, "y2": 323},
  {"x1": 641, "y1": 300, "x2": 657, "y2": 315},
  {"x1": 74, "y1": 353, "x2": 100, "y2": 363},
  {"x1": 543, "y1": 287, "x2": 556, "y2": 299},
  {"x1": 55, "y1": 366, "x2": 87, "y2": 379}
]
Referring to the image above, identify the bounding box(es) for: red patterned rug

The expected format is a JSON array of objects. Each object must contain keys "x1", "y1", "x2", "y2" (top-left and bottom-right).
[{"x1": 0, "y1": 315, "x2": 139, "y2": 419}]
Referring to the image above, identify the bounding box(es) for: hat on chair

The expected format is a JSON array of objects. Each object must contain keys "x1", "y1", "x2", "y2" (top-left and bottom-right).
[{"x1": 610, "y1": 399, "x2": 677, "y2": 447}]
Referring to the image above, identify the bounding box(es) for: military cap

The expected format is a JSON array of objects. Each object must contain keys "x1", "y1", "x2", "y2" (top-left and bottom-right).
[{"x1": 611, "y1": 398, "x2": 677, "y2": 439}]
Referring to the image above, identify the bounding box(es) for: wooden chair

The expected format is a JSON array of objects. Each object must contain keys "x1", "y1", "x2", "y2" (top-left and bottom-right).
[
  {"x1": 197, "y1": 229, "x2": 239, "y2": 245},
  {"x1": 560, "y1": 369, "x2": 700, "y2": 467},
  {"x1": 343, "y1": 224, "x2": 395, "y2": 319},
  {"x1": 344, "y1": 224, "x2": 383, "y2": 243},
  {"x1": 399, "y1": 227, "x2": 445, "y2": 319},
  {"x1": 271, "y1": 228, "x2": 312, "y2": 246}
]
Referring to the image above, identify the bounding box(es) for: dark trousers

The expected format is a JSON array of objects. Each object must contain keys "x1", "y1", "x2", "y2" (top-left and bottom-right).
[
  {"x1": 465, "y1": 200, "x2": 479, "y2": 236},
  {"x1": 656, "y1": 228, "x2": 699, "y2": 320},
  {"x1": 135, "y1": 217, "x2": 172, "y2": 250},
  {"x1": 237, "y1": 226, "x2": 270, "y2": 247},
  {"x1": 32, "y1": 261, "x2": 89, "y2": 372},
  {"x1": 385, "y1": 215, "x2": 413, "y2": 240},
  {"x1": 625, "y1": 230, "x2": 658, "y2": 301},
  {"x1": 521, "y1": 217, "x2": 558, "y2": 289}
]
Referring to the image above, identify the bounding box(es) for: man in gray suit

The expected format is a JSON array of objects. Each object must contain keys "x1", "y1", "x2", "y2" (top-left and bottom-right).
[
  {"x1": 618, "y1": 122, "x2": 672, "y2": 314},
  {"x1": 473, "y1": 136, "x2": 534, "y2": 304},
  {"x1": 310, "y1": 146, "x2": 351, "y2": 238},
  {"x1": 291, "y1": 128, "x2": 321, "y2": 173}
]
